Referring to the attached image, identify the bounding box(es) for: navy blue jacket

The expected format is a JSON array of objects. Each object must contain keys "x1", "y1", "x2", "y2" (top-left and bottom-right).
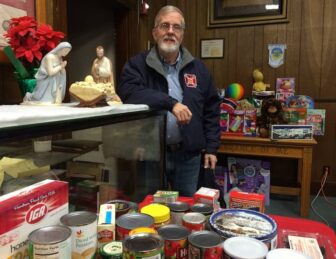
[{"x1": 117, "y1": 46, "x2": 220, "y2": 155}]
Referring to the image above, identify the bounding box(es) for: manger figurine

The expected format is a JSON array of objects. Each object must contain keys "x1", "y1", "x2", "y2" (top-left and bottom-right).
[{"x1": 23, "y1": 42, "x2": 72, "y2": 104}]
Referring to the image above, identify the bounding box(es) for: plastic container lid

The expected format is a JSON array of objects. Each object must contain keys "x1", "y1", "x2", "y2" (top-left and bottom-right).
[
  {"x1": 266, "y1": 248, "x2": 310, "y2": 259},
  {"x1": 141, "y1": 204, "x2": 170, "y2": 223},
  {"x1": 223, "y1": 236, "x2": 268, "y2": 259}
]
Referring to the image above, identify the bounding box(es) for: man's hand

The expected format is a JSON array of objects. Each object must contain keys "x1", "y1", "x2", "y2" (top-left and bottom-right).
[
  {"x1": 172, "y1": 103, "x2": 192, "y2": 125},
  {"x1": 204, "y1": 153, "x2": 217, "y2": 170}
]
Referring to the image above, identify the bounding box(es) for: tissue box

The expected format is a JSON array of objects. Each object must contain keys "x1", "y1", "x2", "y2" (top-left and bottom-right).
[{"x1": 98, "y1": 204, "x2": 116, "y2": 248}]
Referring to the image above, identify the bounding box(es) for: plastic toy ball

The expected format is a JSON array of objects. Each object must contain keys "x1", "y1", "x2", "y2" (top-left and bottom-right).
[{"x1": 225, "y1": 83, "x2": 244, "y2": 100}]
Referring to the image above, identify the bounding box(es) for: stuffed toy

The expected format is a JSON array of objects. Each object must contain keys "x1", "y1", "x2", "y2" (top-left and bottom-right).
[
  {"x1": 252, "y1": 69, "x2": 270, "y2": 92},
  {"x1": 257, "y1": 98, "x2": 287, "y2": 138}
]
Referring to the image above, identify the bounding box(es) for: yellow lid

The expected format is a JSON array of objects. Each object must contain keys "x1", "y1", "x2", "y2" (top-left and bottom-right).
[
  {"x1": 129, "y1": 227, "x2": 158, "y2": 236},
  {"x1": 141, "y1": 203, "x2": 170, "y2": 223}
]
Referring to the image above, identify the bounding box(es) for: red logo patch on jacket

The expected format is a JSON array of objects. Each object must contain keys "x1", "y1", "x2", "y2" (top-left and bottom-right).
[{"x1": 184, "y1": 74, "x2": 197, "y2": 88}]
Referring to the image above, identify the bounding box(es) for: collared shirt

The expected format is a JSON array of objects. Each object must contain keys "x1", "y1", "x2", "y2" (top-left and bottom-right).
[{"x1": 161, "y1": 53, "x2": 183, "y2": 145}]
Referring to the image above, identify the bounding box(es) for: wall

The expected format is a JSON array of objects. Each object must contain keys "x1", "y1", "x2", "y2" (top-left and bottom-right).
[{"x1": 137, "y1": 0, "x2": 336, "y2": 194}]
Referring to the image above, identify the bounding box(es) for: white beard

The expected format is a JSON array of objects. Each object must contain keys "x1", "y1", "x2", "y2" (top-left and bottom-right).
[{"x1": 157, "y1": 38, "x2": 180, "y2": 54}]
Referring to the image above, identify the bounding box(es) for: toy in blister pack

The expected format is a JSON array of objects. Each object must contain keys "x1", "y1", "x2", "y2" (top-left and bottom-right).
[
  {"x1": 220, "y1": 110, "x2": 229, "y2": 133},
  {"x1": 229, "y1": 110, "x2": 244, "y2": 133},
  {"x1": 243, "y1": 109, "x2": 257, "y2": 136}
]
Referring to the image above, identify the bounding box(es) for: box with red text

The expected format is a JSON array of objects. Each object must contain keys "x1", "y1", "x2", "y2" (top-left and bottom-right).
[{"x1": 0, "y1": 180, "x2": 68, "y2": 258}]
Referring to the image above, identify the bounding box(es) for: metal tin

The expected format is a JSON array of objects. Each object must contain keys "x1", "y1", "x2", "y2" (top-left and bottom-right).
[
  {"x1": 223, "y1": 236, "x2": 268, "y2": 259},
  {"x1": 106, "y1": 199, "x2": 131, "y2": 218},
  {"x1": 188, "y1": 230, "x2": 223, "y2": 258},
  {"x1": 168, "y1": 201, "x2": 190, "y2": 225},
  {"x1": 158, "y1": 224, "x2": 190, "y2": 259},
  {"x1": 60, "y1": 211, "x2": 98, "y2": 259},
  {"x1": 129, "y1": 227, "x2": 158, "y2": 236},
  {"x1": 182, "y1": 212, "x2": 206, "y2": 232},
  {"x1": 210, "y1": 209, "x2": 278, "y2": 250},
  {"x1": 28, "y1": 225, "x2": 71, "y2": 259},
  {"x1": 191, "y1": 203, "x2": 214, "y2": 216},
  {"x1": 123, "y1": 233, "x2": 164, "y2": 258},
  {"x1": 116, "y1": 213, "x2": 154, "y2": 240},
  {"x1": 99, "y1": 241, "x2": 123, "y2": 259}
]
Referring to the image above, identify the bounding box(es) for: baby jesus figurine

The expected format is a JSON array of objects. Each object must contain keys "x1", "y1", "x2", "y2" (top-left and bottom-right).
[{"x1": 91, "y1": 46, "x2": 114, "y2": 85}]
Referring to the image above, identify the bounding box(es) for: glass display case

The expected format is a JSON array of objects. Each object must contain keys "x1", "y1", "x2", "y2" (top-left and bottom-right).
[{"x1": 0, "y1": 105, "x2": 166, "y2": 209}]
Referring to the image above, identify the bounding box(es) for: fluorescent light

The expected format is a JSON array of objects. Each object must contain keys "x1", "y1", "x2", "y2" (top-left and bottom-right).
[{"x1": 265, "y1": 4, "x2": 279, "y2": 10}]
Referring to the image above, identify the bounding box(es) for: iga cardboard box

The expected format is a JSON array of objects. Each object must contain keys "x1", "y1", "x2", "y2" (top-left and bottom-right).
[{"x1": 0, "y1": 180, "x2": 68, "y2": 258}]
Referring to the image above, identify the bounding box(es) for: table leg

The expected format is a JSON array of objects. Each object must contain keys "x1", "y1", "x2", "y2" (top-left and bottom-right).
[{"x1": 300, "y1": 147, "x2": 313, "y2": 217}]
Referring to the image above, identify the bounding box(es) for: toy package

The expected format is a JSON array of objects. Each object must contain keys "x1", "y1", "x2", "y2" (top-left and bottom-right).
[
  {"x1": 226, "y1": 157, "x2": 271, "y2": 205},
  {"x1": 283, "y1": 107, "x2": 307, "y2": 124},
  {"x1": 306, "y1": 109, "x2": 326, "y2": 136},
  {"x1": 243, "y1": 109, "x2": 257, "y2": 136},
  {"x1": 221, "y1": 109, "x2": 257, "y2": 136},
  {"x1": 275, "y1": 77, "x2": 295, "y2": 104},
  {"x1": 229, "y1": 110, "x2": 244, "y2": 133}
]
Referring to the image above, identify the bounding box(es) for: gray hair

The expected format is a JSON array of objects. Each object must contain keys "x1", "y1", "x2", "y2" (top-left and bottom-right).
[{"x1": 154, "y1": 5, "x2": 185, "y2": 29}]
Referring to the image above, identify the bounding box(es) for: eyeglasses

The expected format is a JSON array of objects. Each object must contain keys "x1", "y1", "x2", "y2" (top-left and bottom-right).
[{"x1": 157, "y1": 23, "x2": 184, "y2": 33}]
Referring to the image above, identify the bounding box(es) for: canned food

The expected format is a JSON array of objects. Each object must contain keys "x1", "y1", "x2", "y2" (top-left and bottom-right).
[
  {"x1": 158, "y1": 224, "x2": 190, "y2": 259},
  {"x1": 60, "y1": 211, "x2": 98, "y2": 259},
  {"x1": 223, "y1": 236, "x2": 268, "y2": 259},
  {"x1": 182, "y1": 212, "x2": 206, "y2": 232},
  {"x1": 28, "y1": 225, "x2": 71, "y2": 259},
  {"x1": 191, "y1": 203, "x2": 214, "y2": 216},
  {"x1": 116, "y1": 213, "x2": 154, "y2": 240},
  {"x1": 107, "y1": 200, "x2": 131, "y2": 218},
  {"x1": 188, "y1": 230, "x2": 223, "y2": 258},
  {"x1": 99, "y1": 241, "x2": 123, "y2": 259},
  {"x1": 141, "y1": 203, "x2": 170, "y2": 229},
  {"x1": 167, "y1": 201, "x2": 190, "y2": 225},
  {"x1": 123, "y1": 233, "x2": 164, "y2": 258},
  {"x1": 129, "y1": 227, "x2": 158, "y2": 236}
]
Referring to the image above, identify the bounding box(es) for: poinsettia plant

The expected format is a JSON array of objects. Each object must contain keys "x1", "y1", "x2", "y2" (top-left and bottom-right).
[{"x1": 4, "y1": 16, "x2": 65, "y2": 68}]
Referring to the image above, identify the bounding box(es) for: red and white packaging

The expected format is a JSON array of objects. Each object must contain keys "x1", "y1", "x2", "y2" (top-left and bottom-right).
[
  {"x1": 229, "y1": 190, "x2": 265, "y2": 213},
  {"x1": 194, "y1": 187, "x2": 220, "y2": 205},
  {"x1": 0, "y1": 179, "x2": 68, "y2": 258}
]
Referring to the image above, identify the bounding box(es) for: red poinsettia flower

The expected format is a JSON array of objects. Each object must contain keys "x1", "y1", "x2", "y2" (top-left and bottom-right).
[{"x1": 4, "y1": 16, "x2": 65, "y2": 67}]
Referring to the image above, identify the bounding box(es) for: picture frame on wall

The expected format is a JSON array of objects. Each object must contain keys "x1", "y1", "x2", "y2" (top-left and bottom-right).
[
  {"x1": 208, "y1": 0, "x2": 288, "y2": 28},
  {"x1": 200, "y1": 38, "x2": 224, "y2": 59}
]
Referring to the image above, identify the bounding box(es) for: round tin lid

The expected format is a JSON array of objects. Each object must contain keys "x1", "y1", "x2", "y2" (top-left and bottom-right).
[
  {"x1": 141, "y1": 204, "x2": 170, "y2": 223},
  {"x1": 182, "y1": 212, "x2": 206, "y2": 224},
  {"x1": 106, "y1": 200, "x2": 131, "y2": 212},
  {"x1": 223, "y1": 236, "x2": 268, "y2": 259},
  {"x1": 116, "y1": 213, "x2": 154, "y2": 230},
  {"x1": 188, "y1": 230, "x2": 222, "y2": 248},
  {"x1": 60, "y1": 211, "x2": 97, "y2": 226},
  {"x1": 100, "y1": 241, "x2": 123, "y2": 256},
  {"x1": 191, "y1": 203, "x2": 214, "y2": 215},
  {"x1": 157, "y1": 224, "x2": 190, "y2": 240},
  {"x1": 28, "y1": 225, "x2": 71, "y2": 244},
  {"x1": 168, "y1": 201, "x2": 190, "y2": 212},
  {"x1": 123, "y1": 233, "x2": 164, "y2": 253},
  {"x1": 129, "y1": 227, "x2": 158, "y2": 236}
]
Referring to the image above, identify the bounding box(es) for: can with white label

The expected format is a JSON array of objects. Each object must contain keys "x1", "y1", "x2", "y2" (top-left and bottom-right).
[
  {"x1": 60, "y1": 211, "x2": 98, "y2": 259},
  {"x1": 28, "y1": 225, "x2": 71, "y2": 259}
]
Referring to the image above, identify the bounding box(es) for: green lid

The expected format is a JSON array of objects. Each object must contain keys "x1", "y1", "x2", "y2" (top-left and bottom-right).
[{"x1": 99, "y1": 241, "x2": 123, "y2": 258}]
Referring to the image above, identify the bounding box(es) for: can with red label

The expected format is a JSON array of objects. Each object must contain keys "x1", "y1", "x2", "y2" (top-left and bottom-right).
[
  {"x1": 116, "y1": 213, "x2": 154, "y2": 240},
  {"x1": 158, "y1": 224, "x2": 190, "y2": 259},
  {"x1": 123, "y1": 233, "x2": 164, "y2": 258},
  {"x1": 182, "y1": 212, "x2": 206, "y2": 233},
  {"x1": 167, "y1": 201, "x2": 190, "y2": 225},
  {"x1": 188, "y1": 230, "x2": 223, "y2": 258}
]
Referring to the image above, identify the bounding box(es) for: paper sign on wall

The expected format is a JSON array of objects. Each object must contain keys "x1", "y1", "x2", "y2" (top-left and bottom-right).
[{"x1": 268, "y1": 44, "x2": 287, "y2": 68}]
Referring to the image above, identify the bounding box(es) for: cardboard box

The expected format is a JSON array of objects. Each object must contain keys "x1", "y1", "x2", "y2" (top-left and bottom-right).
[
  {"x1": 229, "y1": 190, "x2": 265, "y2": 213},
  {"x1": 0, "y1": 180, "x2": 68, "y2": 258},
  {"x1": 98, "y1": 204, "x2": 116, "y2": 248},
  {"x1": 194, "y1": 187, "x2": 219, "y2": 205}
]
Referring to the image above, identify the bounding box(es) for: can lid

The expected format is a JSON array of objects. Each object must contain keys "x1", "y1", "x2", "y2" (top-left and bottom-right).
[
  {"x1": 129, "y1": 227, "x2": 158, "y2": 236},
  {"x1": 168, "y1": 201, "x2": 190, "y2": 212},
  {"x1": 188, "y1": 230, "x2": 222, "y2": 248},
  {"x1": 124, "y1": 233, "x2": 164, "y2": 252},
  {"x1": 28, "y1": 225, "x2": 71, "y2": 244},
  {"x1": 116, "y1": 213, "x2": 154, "y2": 229},
  {"x1": 107, "y1": 200, "x2": 131, "y2": 212},
  {"x1": 191, "y1": 203, "x2": 213, "y2": 215},
  {"x1": 266, "y1": 248, "x2": 310, "y2": 259},
  {"x1": 158, "y1": 224, "x2": 190, "y2": 240},
  {"x1": 60, "y1": 211, "x2": 97, "y2": 226},
  {"x1": 223, "y1": 236, "x2": 268, "y2": 259},
  {"x1": 100, "y1": 241, "x2": 123, "y2": 256},
  {"x1": 141, "y1": 204, "x2": 170, "y2": 223},
  {"x1": 182, "y1": 212, "x2": 206, "y2": 224}
]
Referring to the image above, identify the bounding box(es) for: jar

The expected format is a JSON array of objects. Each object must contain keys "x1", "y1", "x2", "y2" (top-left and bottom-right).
[
  {"x1": 167, "y1": 201, "x2": 190, "y2": 225},
  {"x1": 99, "y1": 241, "x2": 123, "y2": 259},
  {"x1": 141, "y1": 203, "x2": 170, "y2": 229}
]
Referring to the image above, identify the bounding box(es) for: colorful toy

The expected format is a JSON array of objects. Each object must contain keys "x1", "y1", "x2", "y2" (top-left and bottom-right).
[
  {"x1": 252, "y1": 69, "x2": 270, "y2": 92},
  {"x1": 225, "y1": 83, "x2": 244, "y2": 100}
]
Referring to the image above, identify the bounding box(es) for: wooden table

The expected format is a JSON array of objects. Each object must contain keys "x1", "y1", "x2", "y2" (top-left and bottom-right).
[{"x1": 218, "y1": 136, "x2": 317, "y2": 218}]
